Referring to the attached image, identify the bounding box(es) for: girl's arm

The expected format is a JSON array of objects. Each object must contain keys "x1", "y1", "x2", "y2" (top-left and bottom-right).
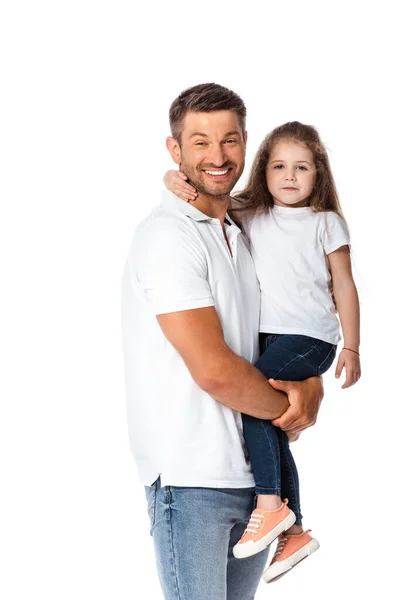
[
  {"x1": 328, "y1": 245, "x2": 361, "y2": 389},
  {"x1": 163, "y1": 170, "x2": 198, "y2": 202}
]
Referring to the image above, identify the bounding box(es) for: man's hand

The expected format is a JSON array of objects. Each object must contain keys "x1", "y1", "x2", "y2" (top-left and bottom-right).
[{"x1": 269, "y1": 377, "x2": 324, "y2": 435}]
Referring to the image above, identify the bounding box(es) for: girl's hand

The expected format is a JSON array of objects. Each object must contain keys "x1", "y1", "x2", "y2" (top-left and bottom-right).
[
  {"x1": 335, "y1": 349, "x2": 361, "y2": 389},
  {"x1": 163, "y1": 170, "x2": 198, "y2": 202}
]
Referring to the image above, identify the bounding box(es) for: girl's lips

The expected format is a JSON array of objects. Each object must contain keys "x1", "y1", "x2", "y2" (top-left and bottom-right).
[{"x1": 282, "y1": 187, "x2": 298, "y2": 190}]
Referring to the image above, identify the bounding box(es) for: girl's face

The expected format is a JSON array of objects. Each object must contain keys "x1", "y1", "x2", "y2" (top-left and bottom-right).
[{"x1": 266, "y1": 140, "x2": 317, "y2": 207}]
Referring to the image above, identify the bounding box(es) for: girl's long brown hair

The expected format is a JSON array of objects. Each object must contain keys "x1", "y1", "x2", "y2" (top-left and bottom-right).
[{"x1": 233, "y1": 121, "x2": 346, "y2": 221}]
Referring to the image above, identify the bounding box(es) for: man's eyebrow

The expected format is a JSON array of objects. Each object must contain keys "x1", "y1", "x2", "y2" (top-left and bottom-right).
[
  {"x1": 188, "y1": 130, "x2": 242, "y2": 139},
  {"x1": 189, "y1": 132, "x2": 209, "y2": 139}
]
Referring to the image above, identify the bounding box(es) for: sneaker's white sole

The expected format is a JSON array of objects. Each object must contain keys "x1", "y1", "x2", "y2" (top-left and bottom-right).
[
  {"x1": 263, "y1": 538, "x2": 320, "y2": 583},
  {"x1": 233, "y1": 510, "x2": 296, "y2": 559}
]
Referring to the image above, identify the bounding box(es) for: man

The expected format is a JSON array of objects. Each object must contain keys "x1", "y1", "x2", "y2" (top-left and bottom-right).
[{"x1": 122, "y1": 83, "x2": 323, "y2": 600}]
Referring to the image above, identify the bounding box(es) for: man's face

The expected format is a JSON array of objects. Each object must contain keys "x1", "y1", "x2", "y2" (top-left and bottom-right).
[{"x1": 175, "y1": 110, "x2": 246, "y2": 198}]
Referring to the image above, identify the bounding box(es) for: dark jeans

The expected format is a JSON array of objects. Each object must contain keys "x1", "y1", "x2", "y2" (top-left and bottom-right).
[{"x1": 242, "y1": 333, "x2": 336, "y2": 525}]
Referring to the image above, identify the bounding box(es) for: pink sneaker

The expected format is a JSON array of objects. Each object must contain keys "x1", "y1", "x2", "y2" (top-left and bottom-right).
[
  {"x1": 233, "y1": 499, "x2": 296, "y2": 559},
  {"x1": 263, "y1": 529, "x2": 320, "y2": 583}
]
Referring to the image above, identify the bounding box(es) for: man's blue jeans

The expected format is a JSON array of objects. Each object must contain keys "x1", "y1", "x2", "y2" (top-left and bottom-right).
[
  {"x1": 242, "y1": 333, "x2": 336, "y2": 525},
  {"x1": 145, "y1": 477, "x2": 269, "y2": 599}
]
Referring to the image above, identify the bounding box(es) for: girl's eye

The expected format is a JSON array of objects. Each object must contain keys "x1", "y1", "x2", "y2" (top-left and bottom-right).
[
  {"x1": 297, "y1": 165, "x2": 307, "y2": 171},
  {"x1": 273, "y1": 164, "x2": 284, "y2": 169}
]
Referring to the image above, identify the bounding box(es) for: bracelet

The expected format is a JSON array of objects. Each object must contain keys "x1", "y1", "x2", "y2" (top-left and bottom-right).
[{"x1": 343, "y1": 347, "x2": 360, "y2": 356}]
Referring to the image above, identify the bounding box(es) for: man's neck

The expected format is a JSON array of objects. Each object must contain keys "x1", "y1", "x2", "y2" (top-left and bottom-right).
[{"x1": 189, "y1": 193, "x2": 230, "y2": 226}]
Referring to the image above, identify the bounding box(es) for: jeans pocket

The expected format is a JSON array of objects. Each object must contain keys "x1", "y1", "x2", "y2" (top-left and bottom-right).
[
  {"x1": 317, "y1": 344, "x2": 337, "y2": 376},
  {"x1": 259, "y1": 333, "x2": 279, "y2": 353}
]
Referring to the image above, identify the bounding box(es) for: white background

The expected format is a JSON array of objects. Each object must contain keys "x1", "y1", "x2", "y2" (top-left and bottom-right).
[{"x1": 1, "y1": 1, "x2": 399, "y2": 598}]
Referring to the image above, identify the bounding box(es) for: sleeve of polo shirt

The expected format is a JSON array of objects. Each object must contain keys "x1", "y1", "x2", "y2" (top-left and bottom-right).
[
  {"x1": 134, "y1": 219, "x2": 215, "y2": 315},
  {"x1": 322, "y1": 212, "x2": 350, "y2": 255}
]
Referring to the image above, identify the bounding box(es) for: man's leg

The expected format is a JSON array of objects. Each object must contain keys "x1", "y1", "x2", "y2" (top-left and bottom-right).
[
  {"x1": 227, "y1": 520, "x2": 269, "y2": 600},
  {"x1": 145, "y1": 480, "x2": 269, "y2": 600}
]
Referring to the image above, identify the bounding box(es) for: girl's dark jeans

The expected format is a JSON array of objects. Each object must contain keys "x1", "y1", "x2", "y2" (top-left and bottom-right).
[{"x1": 242, "y1": 333, "x2": 336, "y2": 525}]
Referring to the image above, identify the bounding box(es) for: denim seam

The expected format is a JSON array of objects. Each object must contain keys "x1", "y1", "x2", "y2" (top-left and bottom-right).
[
  {"x1": 317, "y1": 345, "x2": 336, "y2": 376},
  {"x1": 151, "y1": 483, "x2": 157, "y2": 528},
  {"x1": 273, "y1": 339, "x2": 321, "y2": 379},
  {"x1": 260, "y1": 420, "x2": 280, "y2": 490},
  {"x1": 255, "y1": 486, "x2": 281, "y2": 494},
  {"x1": 166, "y1": 487, "x2": 182, "y2": 600},
  {"x1": 280, "y1": 440, "x2": 302, "y2": 524}
]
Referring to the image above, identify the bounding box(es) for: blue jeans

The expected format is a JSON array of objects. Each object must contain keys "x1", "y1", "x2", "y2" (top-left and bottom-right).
[
  {"x1": 145, "y1": 477, "x2": 269, "y2": 599},
  {"x1": 242, "y1": 334, "x2": 336, "y2": 525}
]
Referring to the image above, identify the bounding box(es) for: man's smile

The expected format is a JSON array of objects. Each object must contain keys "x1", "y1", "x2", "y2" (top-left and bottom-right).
[
  {"x1": 202, "y1": 167, "x2": 233, "y2": 180},
  {"x1": 204, "y1": 169, "x2": 229, "y2": 176}
]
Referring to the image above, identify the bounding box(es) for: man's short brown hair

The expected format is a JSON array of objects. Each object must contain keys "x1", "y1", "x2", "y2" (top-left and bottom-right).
[{"x1": 169, "y1": 83, "x2": 247, "y2": 144}]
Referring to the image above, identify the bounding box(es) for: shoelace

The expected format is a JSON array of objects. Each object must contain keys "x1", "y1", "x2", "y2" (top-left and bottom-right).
[
  {"x1": 272, "y1": 536, "x2": 288, "y2": 561},
  {"x1": 244, "y1": 512, "x2": 265, "y2": 534}
]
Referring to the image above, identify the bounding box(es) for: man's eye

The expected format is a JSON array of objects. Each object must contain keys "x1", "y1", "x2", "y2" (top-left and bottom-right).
[
  {"x1": 195, "y1": 141, "x2": 206, "y2": 146},
  {"x1": 224, "y1": 139, "x2": 237, "y2": 144}
]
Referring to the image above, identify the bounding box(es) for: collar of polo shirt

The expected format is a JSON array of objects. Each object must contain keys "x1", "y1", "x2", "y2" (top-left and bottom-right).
[{"x1": 162, "y1": 191, "x2": 235, "y2": 227}]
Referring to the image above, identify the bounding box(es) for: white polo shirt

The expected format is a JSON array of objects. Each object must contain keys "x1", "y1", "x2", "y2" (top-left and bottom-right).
[{"x1": 122, "y1": 191, "x2": 261, "y2": 488}]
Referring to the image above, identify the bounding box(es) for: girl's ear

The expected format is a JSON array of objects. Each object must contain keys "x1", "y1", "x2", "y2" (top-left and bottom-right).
[{"x1": 166, "y1": 137, "x2": 182, "y2": 165}]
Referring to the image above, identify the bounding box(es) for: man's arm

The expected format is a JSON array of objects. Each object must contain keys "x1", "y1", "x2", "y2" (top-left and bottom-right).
[
  {"x1": 137, "y1": 219, "x2": 323, "y2": 429},
  {"x1": 157, "y1": 306, "x2": 289, "y2": 420}
]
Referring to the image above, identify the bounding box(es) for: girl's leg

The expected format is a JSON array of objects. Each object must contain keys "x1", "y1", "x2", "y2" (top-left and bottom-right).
[
  {"x1": 241, "y1": 413, "x2": 281, "y2": 502},
  {"x1": 234, "y1": 335, "x2": 336, "y2": 558},
  {"x1": 233, "y1": 336, "x2": 302, "y2": 559},
  {"x1": 276, "y1": 427, "x2": 303, "y2": 527},
  {"x1": 258, "y1": 334, "x2": 336, "y2": 528},
  {"x1": 241, "y1": 334, "x2": 286, "y2": 507},
  {"x1": 251, "y1": 335, "x2": 336, "y2": 524},
  {"x1": 257, "y1": 335, "x2": 336, "y2": 581}
]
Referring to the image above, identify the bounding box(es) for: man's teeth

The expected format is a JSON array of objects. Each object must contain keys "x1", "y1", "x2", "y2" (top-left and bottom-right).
[{"x1": 205, "y1": 169, "x2": 229, "y2": 176}]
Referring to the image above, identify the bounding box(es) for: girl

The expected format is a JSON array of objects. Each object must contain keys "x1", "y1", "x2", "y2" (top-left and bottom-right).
[{"x1": 163, "y1": 121, "x2": 361, "y2": 583}]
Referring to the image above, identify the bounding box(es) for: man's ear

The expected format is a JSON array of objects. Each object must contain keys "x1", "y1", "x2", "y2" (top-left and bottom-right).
[
  {"x1": 243, "y1": 130, "x2": 248, "y2": 148},
  {"x1": 166, "y1": 137, "x2": 182, "y2": 165}
]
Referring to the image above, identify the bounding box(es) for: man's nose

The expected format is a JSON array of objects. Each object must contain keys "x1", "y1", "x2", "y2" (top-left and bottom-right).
[{"x1": 208, "y1": 144, "x2": 227, "y2": 166}]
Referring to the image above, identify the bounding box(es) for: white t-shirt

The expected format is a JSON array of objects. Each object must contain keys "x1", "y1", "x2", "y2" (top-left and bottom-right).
[
  {"x1": 122, "y1": 191, "x2": 261, "y2": 488},
  {"x1": 241, "y1": 205, "x2": 350, "y2": 345}
]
